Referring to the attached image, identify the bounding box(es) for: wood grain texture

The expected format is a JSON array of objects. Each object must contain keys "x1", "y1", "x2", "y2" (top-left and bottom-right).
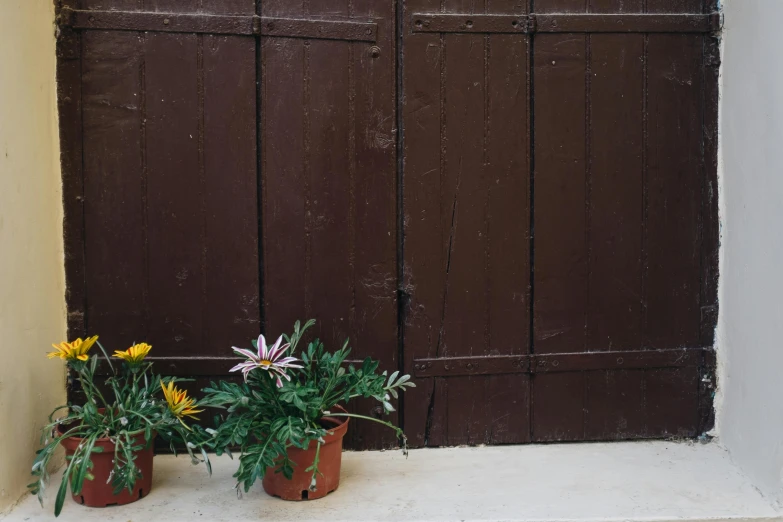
[
  {"x1": 533, "y1": 33, "x2": 587, "y2": 355},
  {"x1": 202, "y1": 34, "x2": 260, "y2": 352},
  {"x1": 586, "y1": 33, "x2": 644, "y2": 352},
  {"x1": 82, "y1": 29, "x2": 146, "y2": 348},
  {"x1": 644, "y1": 34, "x2": 702, "y2": 349}
]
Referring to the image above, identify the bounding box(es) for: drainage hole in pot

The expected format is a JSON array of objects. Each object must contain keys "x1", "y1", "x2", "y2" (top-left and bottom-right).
[
  {"x1": 301, "y1": 490, "x2": 309, "y2": 500},
  {"x1": 106, "y1": 502, "x2": 118, "y2": 507},
  {"x1": 139, "y1": 488, "x2": 144, "y2": 499},
  {"x1": 78, "y1": 496, "x2": 85, "y2": 505}
]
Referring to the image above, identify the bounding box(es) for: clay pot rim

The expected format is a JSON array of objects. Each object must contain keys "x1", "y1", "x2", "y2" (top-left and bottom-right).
[{"x1": 318, "y1": 404, "x2": 349, "y2": 444}]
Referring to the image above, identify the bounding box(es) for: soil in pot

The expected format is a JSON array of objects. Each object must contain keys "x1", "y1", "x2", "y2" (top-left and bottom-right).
[
  {"x1": 58, "y1": 425, "x2": 155, "y2": 508},
  {"x1": 262, "y1": 406, "x2": 349, "y2": 501}
]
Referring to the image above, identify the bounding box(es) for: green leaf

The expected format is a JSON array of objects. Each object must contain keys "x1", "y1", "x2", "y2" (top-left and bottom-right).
[
  {"x1": 54, "y1": 455, "x2": 78, "y2": 518},
  {"x1": 201, "y1": 448, "x2": 212, "y2": 476},
  {"x1": 388, "y1": 370, "x2": 399, "y2": 387},
  {"x1": 71, "y1": 434, "x2": 97, "y2": 495},
  {"x1": 54, "y1": 473, "x2": 68, "y2": 517}
]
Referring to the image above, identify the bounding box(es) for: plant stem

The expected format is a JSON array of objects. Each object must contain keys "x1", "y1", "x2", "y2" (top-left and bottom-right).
[
  {"x1": 310, "y1": 440, "x2": 322, "y2": 491},
  {"x1": 322, "y1": 412, "x2": 404, "y2": 436},
  {"x1": 123, "y1": 409, "x2": 158, "y2": 430},
  {"x1": 76, "y1": 367, "x2": 111, "y2": 412}
]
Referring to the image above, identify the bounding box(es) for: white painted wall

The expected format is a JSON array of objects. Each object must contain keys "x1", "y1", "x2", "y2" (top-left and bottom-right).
[
  {"x1": 0, "y1": 0, "x2": 66, "y2": 513},
  {"x1": 719, "y1": 0, "x2": 783, "y2": 508}
]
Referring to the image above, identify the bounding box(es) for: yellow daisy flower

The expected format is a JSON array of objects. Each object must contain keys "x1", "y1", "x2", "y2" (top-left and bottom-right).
[
  {"x1": 47, "y1": 336, "x2": 99, "y2": 362},
  {"x1": 160, "y1": 380, "x2": 203, "y2": 428},
  {"x1": 113, "y1": 343, "x2": 152, "y2": 364}
]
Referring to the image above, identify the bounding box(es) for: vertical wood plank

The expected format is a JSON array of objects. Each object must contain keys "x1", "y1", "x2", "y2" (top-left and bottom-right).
[
  {"x1": 532, "y1": 33, "x2": 587, "y2": 355},
  {"x1": 202, "y1": 34, "x2": 260, "y2": 352},
  {"x1": 484, "y1": 0, "x2": 531, "y2": 445},
  {"x1": 306, "y1": 0, "x2": 353, "y2": 350},
  {"x1": 261, "y1": 0, "x2": 307, "y2": 339},
  {"x1": 642, "y1": 0, "x2": 710, "y2": 443},
  {"x1": 56, "y1": 0, "x2": 86, "y2": 340},
  {"x1": 581, "y1": 0, "x2": 647, "y2": 439},
  {"x1": 584, "y1": 370, "x2": 645, "y2": 440},
  {"x1": 401, "y1": 0, "x2": 444, "y2": 447},
  {"x1": 698, "y1": 34, "x2": 720, "y2": 434},
  {"x1": 586, "y1": 34, "x2": 644, "y2": 352},
  {"x1": 645, "y1": 34, "x2": 702, "y2": 349},
  {"x1": 532, "y1": 372, "x2": 584, "y2": 441},
  {"x1": 82, "y1": 30, "x2": 146, "y2": 349},
  {"x1": 144, "y1": 30, "x2": 202, "y2": 355},
  {"x1": 700, "y1": 35, "x2": 720, "y2": 347},
  {"x1": 348, "y1": 0, "x2": 400, "y2": 449},
  {"x1": 486, "y1": 0, "x2": 530, "y2": 362},
  {"x1": 531, "y1": 0, "x2": 588, "y2": 442},
  {"x1": 439, "y1": 0, "x2": 490, "y2": 447},
  {"x1": 645, "y1": 368, "x2": 699, "y2": 437}
]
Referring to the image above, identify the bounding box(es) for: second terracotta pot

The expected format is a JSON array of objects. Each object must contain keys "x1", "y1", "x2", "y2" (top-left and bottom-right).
[
  {"x1": 59, "y1": 429, "x2": 155, "y2": 508},
  {"x1": 262, "y1": 406, "x2": 349, "y2": 500}
]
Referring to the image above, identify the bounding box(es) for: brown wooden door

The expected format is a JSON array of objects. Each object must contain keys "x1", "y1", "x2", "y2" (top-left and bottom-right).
[
  {"x1": 56, "y1": 0, "x2": 718, "y2": 449},
  {"x1": 400, "y1": 0, "x2": 720, "y2": 445},
  {"x1": 56, "y1": 0, "x2": 397, "y2": 449}
]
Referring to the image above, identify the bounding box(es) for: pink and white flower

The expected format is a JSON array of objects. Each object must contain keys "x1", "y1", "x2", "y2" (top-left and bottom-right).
[{"x1": 229, "y1": 334, "x2": 303, "y2": 387}]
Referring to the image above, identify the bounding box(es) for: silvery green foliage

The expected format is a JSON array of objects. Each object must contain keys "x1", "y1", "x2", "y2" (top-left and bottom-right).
[
  {"x1": 202, "y1": 320, "x2": 414, "y2": 494},
  {"x1": 30, "y1": 345, "x2": 212, "y2": 517}
]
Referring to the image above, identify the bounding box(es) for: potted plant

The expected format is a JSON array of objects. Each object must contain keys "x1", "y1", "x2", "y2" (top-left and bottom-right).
[
  {"x1": 29, "y1": 336, "x2": 212, "y2": 516},
  {"x1": 202, "y1": 319, "x2": 414, "y2": 500}
]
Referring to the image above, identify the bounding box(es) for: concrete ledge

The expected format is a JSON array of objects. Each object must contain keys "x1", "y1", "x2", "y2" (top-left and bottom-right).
[{"x1": 5, "y1": 441, "x2": 780, "y2": 521}]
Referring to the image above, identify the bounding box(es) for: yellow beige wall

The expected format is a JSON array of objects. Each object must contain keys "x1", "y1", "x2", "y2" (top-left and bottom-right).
[{"x1": 0, "y1": 0, "x2": 67, "y2": 513}]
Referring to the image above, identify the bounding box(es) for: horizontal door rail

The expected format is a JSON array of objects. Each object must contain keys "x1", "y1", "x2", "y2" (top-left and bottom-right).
[
  {"x1": 413, "y1": 347, "x2": 710, "y2": 377},
  {"x1": 411, "y1": 12, "x2": 722, "y2": 34},
  {"x1": 57, "y1": 7, "x2": 378, "y2": 42}
]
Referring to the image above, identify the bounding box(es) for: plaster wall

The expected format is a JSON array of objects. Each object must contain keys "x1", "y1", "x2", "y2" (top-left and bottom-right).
[
  {"x1": 0, "y1": 0, "x2": 67, "y2": 513},
  {"x1": 718, "y1": 0, "x2": 783, "y2": 508}
]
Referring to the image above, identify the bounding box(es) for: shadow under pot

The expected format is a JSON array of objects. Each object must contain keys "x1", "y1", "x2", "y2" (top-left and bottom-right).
[
  {"x1": 57, "y1": 422, "x2": 155, "y2": 508},
  {"x1": 262, "y1": 405, "x2": 349, "y2": 501}
]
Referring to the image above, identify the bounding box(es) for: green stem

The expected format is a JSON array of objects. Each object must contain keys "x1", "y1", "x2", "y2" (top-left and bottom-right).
[
  {"x1": 322, "y1": 412, "x2": 404, "y2": 436},
  {"x1": 76, "y1": 368, "x2": 111, "y2": 412},
  {"x1": 123, "y1": 409, "x2": 159, "y2": 431},
  {"x1": 94, "y1": 340, "x2": 115, "y2": 375},
  {"x1": 309, "y1": 440, "x2": 322, "y2": 491}
]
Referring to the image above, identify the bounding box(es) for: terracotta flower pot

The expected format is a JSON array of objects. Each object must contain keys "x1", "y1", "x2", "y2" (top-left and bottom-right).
[
  {"x1": 262, "y1": 406, "x2": 349, "y2": 501},
  {"x1": 58, "y1": 426, "x2": 155, "y2": 508}
]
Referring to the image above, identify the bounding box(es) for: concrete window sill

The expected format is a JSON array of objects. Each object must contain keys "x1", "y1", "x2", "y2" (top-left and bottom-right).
[{"x1": 5, "y1": 441, "x2": 780, "y2": 522}]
